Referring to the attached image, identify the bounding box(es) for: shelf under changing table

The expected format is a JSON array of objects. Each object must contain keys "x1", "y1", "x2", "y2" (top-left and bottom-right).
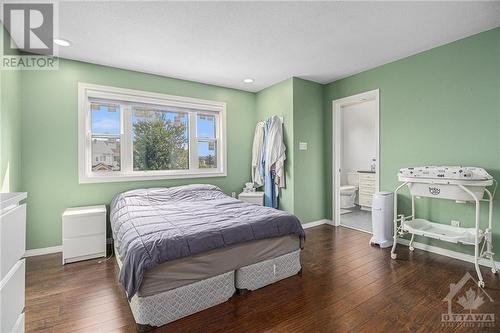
[{"x1": 402, "y1": 219, "x2": 483, "y2": 245}]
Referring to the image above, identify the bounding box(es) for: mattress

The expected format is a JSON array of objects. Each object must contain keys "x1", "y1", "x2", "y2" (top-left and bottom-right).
[{"x1": 120, "y1": 235, "x2": 300, "y2": 296}]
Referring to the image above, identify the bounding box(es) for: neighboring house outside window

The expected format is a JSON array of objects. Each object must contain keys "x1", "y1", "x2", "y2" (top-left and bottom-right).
[
  {"x1": 78, "y1": 83, "x2": 226, "y2": 183},
  {"x1": 92, "y1": 137, "x2": 120, "y2": 171}
]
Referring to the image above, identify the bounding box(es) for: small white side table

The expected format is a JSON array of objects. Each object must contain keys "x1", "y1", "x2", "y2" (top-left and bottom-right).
[
  {"x1": 62, "y1": 205, "x2": 106, "y2": 264},
  {"x1": 238, "y1": 192, "x2": 264, "y2": 206}
]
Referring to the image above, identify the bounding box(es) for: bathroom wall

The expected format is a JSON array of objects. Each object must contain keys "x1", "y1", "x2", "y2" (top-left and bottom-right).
[{"x1": 340, "y1": 100, "x2": 377, "y2": 185}]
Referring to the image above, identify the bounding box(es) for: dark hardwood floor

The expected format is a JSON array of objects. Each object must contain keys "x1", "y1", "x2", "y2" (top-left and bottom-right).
[{"x1": 25, "y1": 225, "x2": 500, "y2": 332}]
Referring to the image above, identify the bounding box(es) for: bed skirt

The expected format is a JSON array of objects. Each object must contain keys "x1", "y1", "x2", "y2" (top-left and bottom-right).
[
  {"x1": 235, "y1": 250, "x2": 301, "y2": 291},
  {"x1": 129, "y1": 271, "x2": 235, "y2": 327}
]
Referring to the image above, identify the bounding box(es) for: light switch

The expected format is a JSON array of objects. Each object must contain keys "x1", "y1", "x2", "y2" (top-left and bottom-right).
[{"x1": 299, "y1": 142, "x2": 308, "y2": 151}]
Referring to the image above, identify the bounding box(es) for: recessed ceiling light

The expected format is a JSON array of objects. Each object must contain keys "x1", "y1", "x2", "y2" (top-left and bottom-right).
[
  {"x1": 54, "y1": 38, "x2": 71, "y2": 47},
  {"x1": 243, "y1": 78, "x2": 254, "y2": 84}
]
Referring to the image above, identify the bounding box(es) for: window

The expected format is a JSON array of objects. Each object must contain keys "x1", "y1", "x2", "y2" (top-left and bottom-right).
[
  {"x1": 132, "y1": 107, "x2": 189, "y2": 171},
  {"x1": 90, "y1": 102, "x2": 121, "y2": 172},
  {"x1": 197, "y1": 114, "x2": 217, "y2": 169},
  {"x1": 78, "y1": 83, "x2": 226, "y2": 183}
]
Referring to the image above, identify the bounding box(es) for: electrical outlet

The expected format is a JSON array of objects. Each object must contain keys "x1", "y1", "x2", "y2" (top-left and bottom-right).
[{"x1": 451, "y1": 220, "x2": 460, "y2": 227}]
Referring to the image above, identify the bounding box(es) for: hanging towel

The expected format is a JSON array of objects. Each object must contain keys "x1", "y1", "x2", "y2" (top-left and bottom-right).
[
  {"x1": 265, "y1": 116, "x2": 286, "y2": 188},
  {"x1": 251, "y1": 121, "x2": 265, "y2": 187},
  {"x1": 263, "y1": 118, "x2": 275, "y2": 207},
  {"x1": 263, "y1": 116, "x2": 286, "y2": 208}
]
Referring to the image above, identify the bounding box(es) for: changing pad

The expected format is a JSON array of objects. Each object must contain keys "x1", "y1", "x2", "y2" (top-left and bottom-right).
[{"x1": 399, "y1": 166, "x2": 492, "y2": 181}]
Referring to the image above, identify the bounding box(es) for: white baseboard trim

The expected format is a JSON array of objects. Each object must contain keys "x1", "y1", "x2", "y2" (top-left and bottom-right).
[
  {"x1": 325, "y1": 219, "x2": 334, "y2": 226},
  {"x1": 397, "y1": 239, "x2": 500, "y2": 269},
  {"x1": 302, "y1": 219, "x2": 333, "y2": 229},
  {"x1": 24, "y1": 245, "x2": 62, "y2": 258}
]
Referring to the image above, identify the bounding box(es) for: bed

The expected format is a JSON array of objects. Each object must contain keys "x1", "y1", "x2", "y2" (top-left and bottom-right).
[{"x1": 110, "y1": 184, "x2": 305, "y2": 330}]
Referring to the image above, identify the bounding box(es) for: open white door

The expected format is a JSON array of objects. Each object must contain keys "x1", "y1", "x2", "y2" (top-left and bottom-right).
[{"x1": 332, "y1": 89, "x2": 380, "y2": 228}]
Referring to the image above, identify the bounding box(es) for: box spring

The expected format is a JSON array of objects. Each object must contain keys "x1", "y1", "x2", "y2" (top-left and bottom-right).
[{"x1": 235, "y1": 250, "x2": 301, "y2": 291}]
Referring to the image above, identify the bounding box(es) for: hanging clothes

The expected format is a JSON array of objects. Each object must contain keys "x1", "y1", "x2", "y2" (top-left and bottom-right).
[
  {"x1": 265, "y1": 116, "x2": 286, "y2": 188},
  {"x1": 263, "y1": 118, "x2": 274, "y2": 207},
  {"x1": 251, "y1": 121, "x2": 265, "y2": 187},
  {"x1": 263, "y1": 116, "x2": 286, "y2": 208}
]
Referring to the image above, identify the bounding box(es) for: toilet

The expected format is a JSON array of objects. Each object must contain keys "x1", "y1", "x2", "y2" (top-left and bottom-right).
[{"x1": 340, "y1": 172, "x2": 359, "y2": 209}]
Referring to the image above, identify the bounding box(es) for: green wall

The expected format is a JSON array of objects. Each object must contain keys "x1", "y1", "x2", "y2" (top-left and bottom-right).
[
  {"x1": 7, "y1": 24, "x2": 500, "y2": 254},
  {"x1": 15, "y1": 62, "x2": 323, "y2": 250},
  {"x1": 292, "y1": 78, "x2": 324, "y2": 222},
  {"x1": 0, "y1": 67, "x2": 22, "y2": 193},
  {"x1": 0, "y1": 28, "x2": 22, "y2": 192},
  {"x1": 20, "y1": 59, "x2": 256, "y2": 249},
  {"x1": 255, "y1": 78, "x2": 295, "y2": 213},
  {"x1": 254, "y1": 77, "x2": 325, "y2": 222},
  {"x1": 323, "y1": 27, "x2": 500, "y2": 257}
]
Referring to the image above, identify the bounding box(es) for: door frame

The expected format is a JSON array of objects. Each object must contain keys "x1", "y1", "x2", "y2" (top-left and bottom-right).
[{"x1": 332, "y1": 89, "x2": 380, "y2": 227}]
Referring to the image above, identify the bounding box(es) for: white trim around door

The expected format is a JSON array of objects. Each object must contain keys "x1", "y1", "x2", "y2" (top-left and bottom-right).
[{"x1": 332, "y1": 89, "x2": 380, "y2": 227}]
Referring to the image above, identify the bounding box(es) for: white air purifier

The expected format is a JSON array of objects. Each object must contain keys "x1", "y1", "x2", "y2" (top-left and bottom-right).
[{"x1": 370, "y1": 192, "x2": 394, "y2": 248}]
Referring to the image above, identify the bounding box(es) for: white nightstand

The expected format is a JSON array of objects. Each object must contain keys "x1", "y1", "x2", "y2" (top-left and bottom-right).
[
  {"x1": 62, "y1": 205, "x2": 106, "y2": 264},
  {"x1": 238, "y1": 191, "x2": 264, "y2": 206}
]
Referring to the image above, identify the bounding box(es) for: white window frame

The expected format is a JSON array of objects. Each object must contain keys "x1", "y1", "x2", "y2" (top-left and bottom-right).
[{"x1": 78, "y1": 83, "x2": 227, "y2": 184}]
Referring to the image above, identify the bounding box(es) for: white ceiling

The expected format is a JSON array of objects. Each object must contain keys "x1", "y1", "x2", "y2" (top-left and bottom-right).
[{"x1": 54, "y1": 1, "x2": 500, "y2": 92}]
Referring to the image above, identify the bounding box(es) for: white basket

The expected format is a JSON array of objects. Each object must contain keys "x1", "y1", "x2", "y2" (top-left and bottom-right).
[{"x1": 402, "y1": 219, "x2": 482, "y2": 245}]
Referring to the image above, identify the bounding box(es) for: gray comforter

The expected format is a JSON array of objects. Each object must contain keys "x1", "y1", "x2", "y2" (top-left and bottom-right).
[{"x1": 110, "y1": 184, "x2": 305, "y2": 298}]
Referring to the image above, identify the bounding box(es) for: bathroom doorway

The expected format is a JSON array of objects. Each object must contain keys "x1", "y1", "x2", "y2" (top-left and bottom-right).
[{"x1": 332, "y1": 90, "x2": 379, "y2": 233}]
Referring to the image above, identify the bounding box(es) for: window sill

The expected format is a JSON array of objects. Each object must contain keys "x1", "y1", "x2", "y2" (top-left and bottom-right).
[{"x1": 78, "y1": 170, "x2": 227, "y2": 184}]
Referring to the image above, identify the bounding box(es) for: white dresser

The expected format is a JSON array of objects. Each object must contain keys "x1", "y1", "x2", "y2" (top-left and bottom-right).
[
  {"x1": 62, "y1": 205, "x2": 107, "y2": 264},
  {"x1": 238, "y1": 192, "x2": 264, "y2": 206},
  {"x1": 358, "y1": 173, "x2": 376, "y2": 211},
  {"x1": 0, "y1": 192, "x2": 27, "y2": 333}
]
